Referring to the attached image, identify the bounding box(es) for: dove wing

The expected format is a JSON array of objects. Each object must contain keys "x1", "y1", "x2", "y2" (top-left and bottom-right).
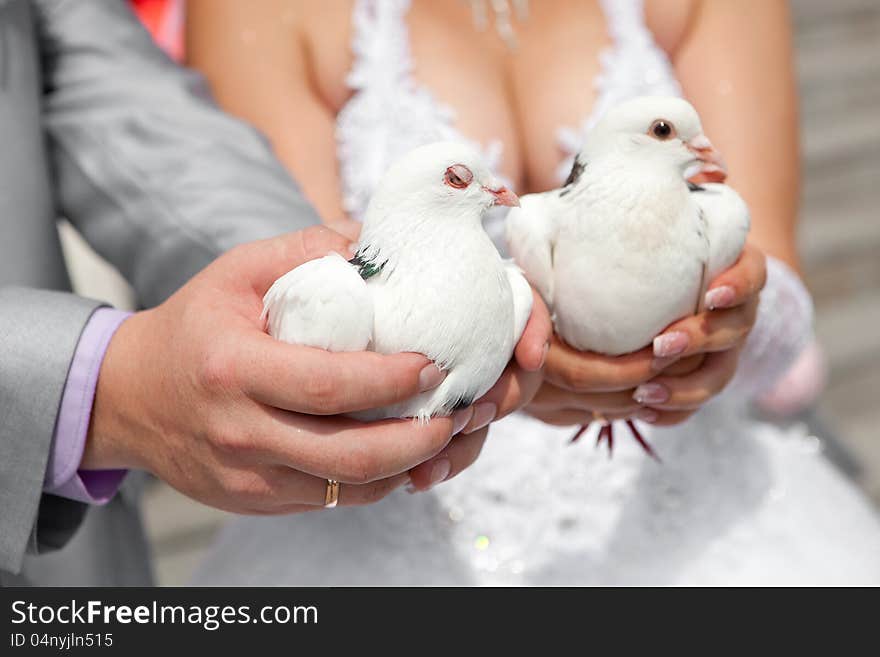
[
  {"x1": 504, "y1": 262, "x2": 534, "y2": 343},
  {"x1": 262, "y1": 253, "x2": 374, "y2": 352},
  {"x1": 690, "y1": 182, "x2": 751, "y2": 281},
  {"x1": 505, "y1": 192, "x2": 557, "y2": 307}
]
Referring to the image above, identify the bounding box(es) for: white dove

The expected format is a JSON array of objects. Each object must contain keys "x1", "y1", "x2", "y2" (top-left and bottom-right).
[
  {"x1": 506, "y1": 96, "x2": 750, "y2": 457},
  {"x1": 263, "y1": 141, "x2": 532, "y2": 422}
]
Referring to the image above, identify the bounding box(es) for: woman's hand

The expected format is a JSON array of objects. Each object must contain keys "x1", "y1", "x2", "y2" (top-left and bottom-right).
[
  {"x1": 634, "y1": 242, "x2": 766, "y2": 423},
  {"x1": 526, "y1": 243, "x2": 767, "y2": 429}
]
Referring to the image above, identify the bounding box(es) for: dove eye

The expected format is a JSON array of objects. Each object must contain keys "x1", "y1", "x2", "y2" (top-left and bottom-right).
[
  {"x1": 444, "y1": 164, "x2": 473, "y2": 189},
  {"x1": 649, "y1": 119, "x2": 676, "y2": 141}
]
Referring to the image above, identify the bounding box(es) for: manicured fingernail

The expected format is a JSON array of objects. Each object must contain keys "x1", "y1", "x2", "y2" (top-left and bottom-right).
[
  {"x1": 633, "y1": 383, "x2": 670, "y2": 405},
  {"x1": 428, "y1": 458, "x2": 451, "y2": 487},
  {"x1": 653, "y1": 331, "x2": 689, "y2": 358},
  {"x1": 451, "y1": 407, "x2": 475, "y2": 435},
  {"x1": 348, "y1": 242, "x2": 359, "y2": 257},
  {"x1": 705, "y1": 285, "x2": 736, "y2": 310},
  {"x1": 463, "y1": 402, "x2": 496, "y2": 434},
  {"x1": 633, "y1": 409, "x2": 659, "y2": 423},
  {"x1": 419, "y1": 364, "x2": 447, "y2": 392},
  {"x1": 539, "y1": 342, "x2": 550, "y2": 369}
]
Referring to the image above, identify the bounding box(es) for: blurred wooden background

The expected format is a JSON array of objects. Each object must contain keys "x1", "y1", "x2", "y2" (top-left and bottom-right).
[
  {"x1": 795, "y1": 0, "x2": 880, "y2": 502},
  {"x1": 57, "y1": 0, "x2": 880, "y2": 585}
]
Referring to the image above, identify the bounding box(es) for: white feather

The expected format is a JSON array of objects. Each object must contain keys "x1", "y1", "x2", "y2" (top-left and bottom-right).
[
  {"x1": 506, "y1": 260, "x2": 534, "y2": 343},
  {"x1": 506, "y1": 192, "x2": 557, "y2": 307},
  {"x1": 692, "y1": 182, "x2": 751, "y2": 280},
  {"x1": 262, "y1": 253, "x2": 373, "y2": 352}
]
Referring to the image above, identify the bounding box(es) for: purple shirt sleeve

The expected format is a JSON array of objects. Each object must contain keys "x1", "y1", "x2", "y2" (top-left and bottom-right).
[{"x1": 43, "y1": 307, "x2": 132, "y2": 504}]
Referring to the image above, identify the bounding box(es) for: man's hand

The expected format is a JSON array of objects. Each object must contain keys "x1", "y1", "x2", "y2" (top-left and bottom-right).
[{"x1": 82, "y1": 226, "x2": 463, "y2": 513}]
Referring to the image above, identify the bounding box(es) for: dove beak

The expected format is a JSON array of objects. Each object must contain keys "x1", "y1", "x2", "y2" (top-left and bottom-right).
[
  {"x1": 687, "y1": 134, "x2": 728, "y2": 183},
  {"x1": 485, "y1": 185, "x2": 520, "y2": 207}
]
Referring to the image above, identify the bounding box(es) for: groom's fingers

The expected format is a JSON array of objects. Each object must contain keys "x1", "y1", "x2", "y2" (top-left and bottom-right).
[
  {"x1": 471, "y1": 361, "x2": 543, "y2": 426},
  {"x1": 407, "y1": 427, "x2": 489, "y2": 491},
  {"x1": 244, "y1": 469, "x2": 410, "y2": 511},
  {"x1": 254, "y1": 408, "x2": 455, "y2": 484},
  {"x1": 237, "y1": 335, "x2": 439, "y2": 415}
]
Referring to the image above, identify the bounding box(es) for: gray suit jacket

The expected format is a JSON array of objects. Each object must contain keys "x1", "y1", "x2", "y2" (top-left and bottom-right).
[{"x1": 0, "y1": 0, "x2": 319, "y2": 583}]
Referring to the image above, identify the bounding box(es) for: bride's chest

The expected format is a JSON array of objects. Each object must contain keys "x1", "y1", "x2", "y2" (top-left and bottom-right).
[{"x1": 301, "y1": 0, "x2": 617, "y2": 193}]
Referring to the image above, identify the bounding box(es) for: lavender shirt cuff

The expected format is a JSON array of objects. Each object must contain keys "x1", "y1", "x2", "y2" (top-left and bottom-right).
[{"x1": 43, "y1": 307, "x2": 132, "y2": 504}]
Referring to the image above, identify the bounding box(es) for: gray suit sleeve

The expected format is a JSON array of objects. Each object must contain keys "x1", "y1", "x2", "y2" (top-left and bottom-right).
[
  {"x1": 36, "y1": 0, "x2": 322, "y2": 307},
  {"x1": 0, "y1": 287, "x2": 102, "y2": 574},
  {"x1": 1, "y1": 2, "x2": 321, "y2": 573}
]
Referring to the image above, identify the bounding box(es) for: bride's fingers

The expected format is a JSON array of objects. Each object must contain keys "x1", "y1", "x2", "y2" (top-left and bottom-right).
[
  {"x1": 651, "y1": 297, "x2": 757, "y2": 368},
  {"x1": 407, "y1": 427, "x2": 489, "y2": 491},
  {"x1": 524, "y1": 408, "x2": 637, "y2": 427},
  {"x1": 529, "y1": 382, "x2": 642, "y2": 416},
  {"x1": 544, "y1": 337, "x2": 657, "y2": 393},
  {"x1": 514, "y1": 289, "x2": 553, "y2": 372},
  {"x1": 647, "y1": 409, "x2": 696, "y2": 427},
  {"x1": 635, "y1": 347, "x2": 741, "y2": 412},
  {"x1": 703, "y1": 242, "x2": 767, "y2": 311}
]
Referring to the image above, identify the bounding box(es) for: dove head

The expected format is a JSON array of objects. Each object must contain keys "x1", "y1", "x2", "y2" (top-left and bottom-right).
[
  {"x1": 587, "y1": 96, "x2": 727, "y2": 182},
  {"x1": 366, "y1": 142, "x2": 519, "y2": 230}
]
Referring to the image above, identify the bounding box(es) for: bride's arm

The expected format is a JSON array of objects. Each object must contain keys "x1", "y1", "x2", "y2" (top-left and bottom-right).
[
  {"x1": 668, "y1": 0, "x2": 800, "y2": 269},
  {"x1": 186, "y1": 0, "x2": 347, "y2": 222}
]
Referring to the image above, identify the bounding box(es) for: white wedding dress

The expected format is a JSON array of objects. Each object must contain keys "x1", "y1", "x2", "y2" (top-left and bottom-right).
[{"x1": 193, "y1": 0, "x2": 880, "y2": 586}]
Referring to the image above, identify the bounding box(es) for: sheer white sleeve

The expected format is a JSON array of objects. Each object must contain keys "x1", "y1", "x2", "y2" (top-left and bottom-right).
[{"x1": 726, "y1": 256, "x2": 815, "y2": 399}]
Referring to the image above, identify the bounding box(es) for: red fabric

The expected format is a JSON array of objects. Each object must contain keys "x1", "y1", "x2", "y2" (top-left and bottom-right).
[{"x1": 130, "y1": 0, "x2": 184, "y2": 61}]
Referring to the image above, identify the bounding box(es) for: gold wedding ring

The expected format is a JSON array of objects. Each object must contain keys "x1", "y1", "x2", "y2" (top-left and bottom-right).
[{"x1": 324, "y1": 479, "x2": 340, "y2": 508}]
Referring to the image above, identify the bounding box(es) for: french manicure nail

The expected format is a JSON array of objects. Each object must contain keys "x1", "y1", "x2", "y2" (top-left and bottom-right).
[
  {"x1": 633, "y1": 409, "x2": 659, "y2": 423},
  {"x1": 347, "y1": 242, "x2": 359, "y2": 257},
  {"x1": 653, "y1": 331, "x2": 689, "y2": 358},
  {"x1": 463, "y1": 402, "x2": 497, "y2": 434},
  {"x1": 633, "y1": 383, "x2": 670, "y2": 405},
  {"x1": 425, "y1": 458, "x2": 451, "y2": 490},
  {"x1": 418, "y1": 364, "x2": 447, "y2": 392},
  {"x1": 451, "y1": 407, "x2": 475, "y2": 435},
  {"x1": 705, "y1": 285, "x2": 736, "y2": 310},
  {"x1": 539, "y1": 342, "x2": 550, "y2": 369}
]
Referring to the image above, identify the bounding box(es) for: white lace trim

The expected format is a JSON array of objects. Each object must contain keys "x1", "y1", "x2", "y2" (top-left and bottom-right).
[
  {"x1": 555, "y1": 0, "x2": 682, "y2": 182},
  {"x1": 336, "y1": 0, "x2": 503, "y2": 221},
  {"x1": 727, "y1": 257, "x2": 815, "y2": 399}
]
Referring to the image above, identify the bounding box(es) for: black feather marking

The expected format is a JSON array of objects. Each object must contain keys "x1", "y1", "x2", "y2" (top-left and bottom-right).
[
  {"x1": 450, "y1": 395, "x2": 475, "y2": 412},
  {"x1": 559, "y1": 158, "x2": 586, "y2": 197},
  {"x1": 687, "y1": 181, "x2": 706, "y2": 192},
  {"x1": 349, "y1": 251, "x2": 386, "y2": 280}
]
